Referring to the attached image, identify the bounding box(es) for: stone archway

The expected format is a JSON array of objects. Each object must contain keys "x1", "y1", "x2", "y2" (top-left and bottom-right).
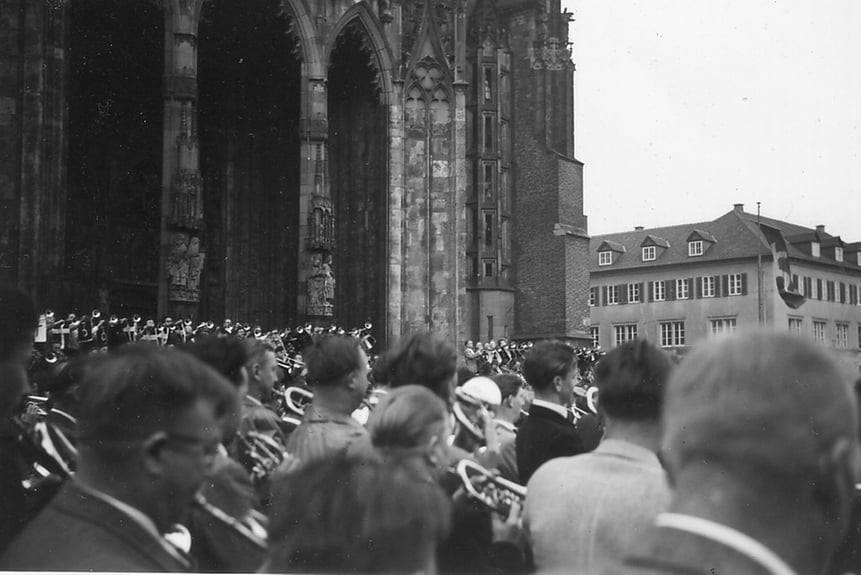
[
  {"x1": 327, "y1": 18, "x2": 389, "y2": 338},
  {"x1": 196, "y1": 0, "x2": 303, "y2": 325},
  {"x1": 66, "y1": 0, "x2": 163, "y2": 316}
]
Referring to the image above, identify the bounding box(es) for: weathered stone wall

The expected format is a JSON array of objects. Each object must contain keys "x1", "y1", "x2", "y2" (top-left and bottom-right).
[{"x1": 0, "y1": 1, "x2": 66, "y2": 305}]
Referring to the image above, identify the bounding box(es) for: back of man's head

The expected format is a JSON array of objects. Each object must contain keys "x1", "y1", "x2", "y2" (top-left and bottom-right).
[
  {"x1": 182, "y1": 335, "x2": 249, "y2": 389},
  {"x1": 265, "y1": 455, "x2": 451, "y2": 573},
  {"x1": 75, "y1": 345, "x2": 238, "y2": 453},
  {"x1": 595, "y1": 338, "x2": 672, "y2": 422},
  {"x1": 492, "y1": 373, "x2": 523, "y2": 402},
  {"x1": 522, "y1": 340, "x2": 576, "y2": 391},
  {"x1": 663, "y1": 329, "x2": 857, "y2": 507},
  {"x1": 387, "y1": 332, "x2": 457, "y2": 404},
  {"x1": 303, "y1": 335, "x2": 361, "y2": 387},
  {"x1": 0, "y1": 283, "x2": 37, "y2": 365}
]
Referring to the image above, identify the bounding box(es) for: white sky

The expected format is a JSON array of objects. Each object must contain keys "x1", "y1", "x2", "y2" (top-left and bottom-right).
[{"x1": 562, "y1": 0, "x2": 861, "y2": 240}]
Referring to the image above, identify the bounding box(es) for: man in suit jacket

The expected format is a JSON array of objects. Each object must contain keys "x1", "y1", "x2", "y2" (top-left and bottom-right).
[
  {"x1": 525, "y1": 338, "x2": 673, "y2": 573},
  {"x1": 0, "y1": 345, "x2": 238, "y2": 571},
  {"x1": 623, "y1": 331, "x2": 859, "y2": 575},
  {"x1": 515, "y1": 340, "x2": 584, "y2": 484}
]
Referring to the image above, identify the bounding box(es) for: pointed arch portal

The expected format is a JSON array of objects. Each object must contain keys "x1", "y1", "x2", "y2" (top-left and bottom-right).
[
  {"x1": 328, "y1": 19, "x2": 389, "y2": 336},
  {"x1": 197, "y1": 0, "x2": 302, "y2": 325}
]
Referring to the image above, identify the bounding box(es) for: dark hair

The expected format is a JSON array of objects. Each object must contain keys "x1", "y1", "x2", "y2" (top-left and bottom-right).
[
  {"x1": 387, "y1": 332, "x2": 457, "y2": 404},
  {"x1": 369, "y1": 351, "x2": 391, "y2": 387},
  {"x1": 522, "y1": 341, "x2": 576, "y2": 391},
  {"x1": 75, "y1": 345, "x2": 238, "y2": 448},
  {"x1": 368, "y1": 385, "x2": 449, "y2": 453},
  {"x1": 242, "y1": 338, "x2": 275, "y2": 369},
  {"x1": 0, "y1": 284, "x2": 37, "y2": 361},
  {"x1": 304, "y1": 335, "x2": 362, "y2": 387},
  {"x1": 181, "y1": 335, "x2": 249, "y2": 389},
  {"x1": 594, "y1": 339, "x2": 672, "y2": 421},
  {"x1": 492, "y1": 373, "x2": 523, "y2": 401},
  {"x1": 265, "y1": 455, "x2": 451, "y2": 573}
]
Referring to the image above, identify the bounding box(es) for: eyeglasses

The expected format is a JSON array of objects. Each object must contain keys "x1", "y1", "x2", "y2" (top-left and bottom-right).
[{"x1": 165, "y1": 433, "x2": 221, "y2": 461}]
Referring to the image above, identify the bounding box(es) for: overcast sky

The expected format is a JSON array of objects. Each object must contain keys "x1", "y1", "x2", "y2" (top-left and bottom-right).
[{"x1": 562, "y1": 0, "x2": 861, "y2": 239}]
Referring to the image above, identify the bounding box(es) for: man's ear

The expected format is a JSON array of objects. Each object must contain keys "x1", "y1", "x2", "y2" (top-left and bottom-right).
[
  {"x1": 140, "y1": 431, "x2": 170, "y2": 476},
  {"x1": 552, "y1": 375, "x2": 563, "y2": 393},
  {"x1": 814, "y1": 437, "x2": 858, "y2": 526}
]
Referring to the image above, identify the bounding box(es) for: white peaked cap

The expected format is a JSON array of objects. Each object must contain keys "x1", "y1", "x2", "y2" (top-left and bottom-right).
[{"x1": 461, "y1": 376, "x2": 502, "y2": 407}]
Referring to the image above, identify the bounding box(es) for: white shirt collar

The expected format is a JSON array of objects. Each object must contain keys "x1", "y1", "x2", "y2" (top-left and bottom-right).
[
  {"x1": 655, "y1": 513, "x2": 797, "y2": 575},
  {"x1": 530, "y1": 398, "x2": 569, "y2": 419},
  {"x1": 245, "y1": 394, "x2": 264, "y2": 407}
]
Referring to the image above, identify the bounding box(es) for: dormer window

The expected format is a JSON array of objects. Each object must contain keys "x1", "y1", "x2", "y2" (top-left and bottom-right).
[
  {"x1": 598, "y1": 251, "x2": 612, "y2": 266},
  {"x1": 642, "y1": 246, "x2": 656, "y2": 261},
  {"x1": 811, "y1": 242, "x2": 820, "y2": 257},
  {"x1": 835, "y1": 246, "x2": 844, "y2": 262},
  {"x1": 688, "y1": 240, "x2": 703, "y2": 257}
]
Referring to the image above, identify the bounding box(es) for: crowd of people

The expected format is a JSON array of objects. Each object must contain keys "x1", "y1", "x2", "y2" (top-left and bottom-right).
[{"x1": 1, "y1": 281, "x2": 861, "y2": 574}]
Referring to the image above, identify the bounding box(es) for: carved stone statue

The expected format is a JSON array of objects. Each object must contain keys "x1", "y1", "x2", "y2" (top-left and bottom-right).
[{"x1": 306, "y1": 251, "x2": 333, "y2": 317}]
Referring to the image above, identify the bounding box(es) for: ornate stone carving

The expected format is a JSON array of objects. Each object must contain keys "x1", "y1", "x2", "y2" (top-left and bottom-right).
[
  {"x1": 530, "y1": 37, "x2": 573, "y2": 71},
  {"x1": 306, "y1": 195, "x2": 335, "y2": 251},
  {"x1": 306, "y1": 251, "x2": 334, "y2": 317},
  {"x1": 170, "y1": 169, "x2": 203, "y2": 229},
  {"x1": 168, "y1": 231, "x2": 204, "y2": 302}
]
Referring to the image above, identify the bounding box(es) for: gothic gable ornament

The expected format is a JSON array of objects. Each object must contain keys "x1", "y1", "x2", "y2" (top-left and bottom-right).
[{"x1": 530, "y1": 37, "x2": 573, "y2": 71}]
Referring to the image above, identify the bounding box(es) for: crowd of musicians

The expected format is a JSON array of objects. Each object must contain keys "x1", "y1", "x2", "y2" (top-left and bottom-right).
[{"x1": 2, "y1": 283, "x2": 861, "y2": 574}]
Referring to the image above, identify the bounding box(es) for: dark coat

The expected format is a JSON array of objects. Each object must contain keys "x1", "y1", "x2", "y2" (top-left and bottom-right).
[
  {"x1": 0, "y1": 481, "x2": 191, "y2": 572},
  {"x1": 515, "y1": 404, "x2": 584, "y2": 484},
  {"x1": 621, "y1": 524, "x2": 777, "y2": 575}
]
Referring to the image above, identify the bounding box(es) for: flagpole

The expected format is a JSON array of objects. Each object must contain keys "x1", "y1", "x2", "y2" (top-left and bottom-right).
[{"x1": 757, "y1": 201, "x2": 763, "y2": 325}]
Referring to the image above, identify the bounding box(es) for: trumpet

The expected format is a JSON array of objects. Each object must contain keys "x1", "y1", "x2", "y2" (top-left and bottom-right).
[
  {"x1": 192, "y1": 493, "x2": 267, "y2": 551},
  {"x1": 455, "y1": 459, "x2": 526, "y2": 517}
]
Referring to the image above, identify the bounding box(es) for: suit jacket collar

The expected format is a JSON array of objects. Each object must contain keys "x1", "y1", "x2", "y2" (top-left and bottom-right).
[
  {"x1": 529, "y1": 401, "x2": 570, "y2": 422},
  {"x1": 55, "y1": 481, "x2": 191, "y2": 571}
]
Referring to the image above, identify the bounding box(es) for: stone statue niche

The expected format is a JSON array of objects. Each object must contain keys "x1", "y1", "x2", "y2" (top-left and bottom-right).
[
  {"x1": 306, "y1": 196, "x2": 335, "y2": 317},
  {"x1": 168, "y1": 231, "x2": 205, "y2": 303},
  {"x1": 306, "y1": 251, "x2": 334, "y2": 317}
]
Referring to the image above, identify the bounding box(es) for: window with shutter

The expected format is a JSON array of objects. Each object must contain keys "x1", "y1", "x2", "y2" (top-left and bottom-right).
[{"x1": 741, "y1": 273, "x2": 748, "y2": 295}]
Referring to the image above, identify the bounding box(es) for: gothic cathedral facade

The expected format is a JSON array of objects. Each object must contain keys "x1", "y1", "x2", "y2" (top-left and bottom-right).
[{"x1": 0, "y1": 0, "x2": 590, "y2": 348}]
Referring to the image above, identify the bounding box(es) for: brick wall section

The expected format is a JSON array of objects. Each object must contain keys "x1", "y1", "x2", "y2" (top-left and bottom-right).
[{"x1": 507, "y1": 8, "x2": 590, "y2": 342}]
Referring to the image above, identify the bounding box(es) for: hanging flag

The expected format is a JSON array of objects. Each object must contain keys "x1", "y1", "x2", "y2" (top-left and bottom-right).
[{"x1": 759, "y1": 223, "x2": 806, "y2": 309}]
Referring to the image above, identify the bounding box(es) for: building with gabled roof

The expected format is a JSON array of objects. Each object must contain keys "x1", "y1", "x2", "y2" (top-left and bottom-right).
[{"x1": 588, "y1": 203, "x2": 861, "y2": 375}]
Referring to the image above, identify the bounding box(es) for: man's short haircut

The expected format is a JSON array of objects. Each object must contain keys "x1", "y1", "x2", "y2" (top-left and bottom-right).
[
  {"x1": 368, "y1": 385, "x2": 449, "y2": 453},
  {"x1": 265, "y1": 455, "x2": 451, "y2": 573},
  {"x1": 492, "y1": 373, "x2": 523, "y2": 401},
  {"x1": 369, "y1": 351, "x2": 391, "y2": 387},
  {"x1": 242, "y1": 338, "x2": 275, "y2": 369},
  {"x1": 522, "y1": 340, "x2": 577, "y2": 391},
  {"x1": 663, "y1": 330, "x2": 857, "y2": 490},
  {"x1": 75, "y1": 345, "x2": 238, "y2": 448},
  {"x1": 0, "y1": 284, "x2": 37, "y2": 361},
  {"x1": 387, "y1": 332, "x2": 457, "y2": 403},
  {"x1": 182, "y1": 335, "x2": 249, "y2": 389},
  {"x1": 595, "y1": 338, "x2": 672, "y2": 422},
  {"x1": 303, "y1": 335, "x2": 362, "y2": 387}
]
